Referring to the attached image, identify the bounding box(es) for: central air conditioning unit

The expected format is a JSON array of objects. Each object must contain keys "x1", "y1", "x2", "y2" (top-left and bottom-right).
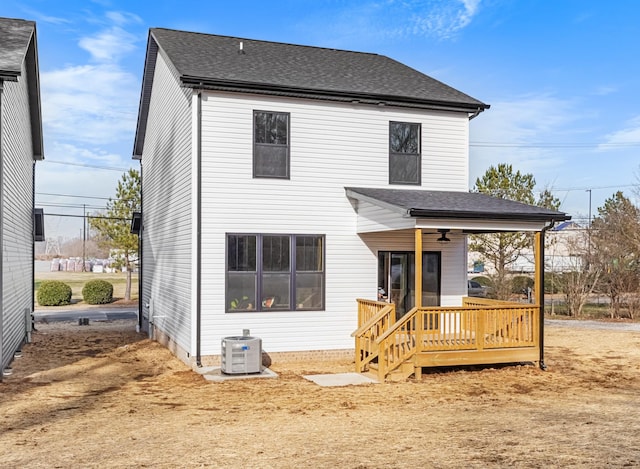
[{"x1": 220, "y1": 335, "x2": 262, "y2": 374}]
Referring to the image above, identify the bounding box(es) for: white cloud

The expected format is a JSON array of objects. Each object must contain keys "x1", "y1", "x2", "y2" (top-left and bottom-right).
[
  {"x1": 469, "y1": 94, "x2": 580, "y2": 181},
  {"x1": 105, "y1": 11, "x2": 143, "y2": 26},
  {"x1": 601, "y1": 115, "x2": 640, "y2": 148},
  {"x1": 79, "y1": 26, "x2": 139, "y2": 63},
  {"x1": 43, "y1": 141, "x2": 131, "y2": 168},
  {"x1": 19, "y1": 7, "x2": 71, "y2": 25},
  {"x1": 40, "y1": 11, "x2": 142, "y2": 146},
  {"x1": 307, "y1": 0, "x2": 481, "y2": 47},
  {"x1": 407, "y1": 0, "x2": 481, "y2": 39},
  {"x1": 592, "y1": 85, "x2": 617, "y2": 96},
  {"x1": 41, "y1": 63, "x2": 139, "y2": 145}
]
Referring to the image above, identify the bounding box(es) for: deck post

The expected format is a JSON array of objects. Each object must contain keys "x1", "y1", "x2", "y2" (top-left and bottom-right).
[
  {"x1": 415, "y1": 228, "x2": 422, "y2": 309},
  {"x1": 534, "y1": 231, "x2": 546, "y2": 370}
]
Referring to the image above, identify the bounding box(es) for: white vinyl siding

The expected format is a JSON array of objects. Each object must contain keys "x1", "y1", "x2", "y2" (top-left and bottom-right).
[
  {"x1": 197, "y1": 93, "x2": 470, "y2": 354},
  {"x1": 1, "y1": 67, "x2": 36, "y2": 372},
  {"x1": 139, "y1": 51, "x2": 193, "y2": 353},
  {"x1": 353, "y1": 200, "x2": 415, "y2": 233}
]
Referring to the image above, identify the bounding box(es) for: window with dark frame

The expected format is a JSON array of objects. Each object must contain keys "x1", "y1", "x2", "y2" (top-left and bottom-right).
[
  {"x1": 254, "y1": 110, "x2": 290, "y2": 179},
  {"x1": 389, "y1": 121, "x2": 421, "y2": 185},
  {"x1": 226, "y1": 234, "x2": 325, "y2": 312}
]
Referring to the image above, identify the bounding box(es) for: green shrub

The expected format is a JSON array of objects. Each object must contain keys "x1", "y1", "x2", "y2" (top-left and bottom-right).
[
  {"x1": 511, "y1": 275, "x2": 534, "y2": 294},
  {"x1": 471, "y1": 276, "x2": 492, "y2": 287},
  {"x1": 37, "y1": 280, "x2": 72, "y2": 306},
  {"x1": 82, "y1": 279, "x2": 114, "y2": 305}
]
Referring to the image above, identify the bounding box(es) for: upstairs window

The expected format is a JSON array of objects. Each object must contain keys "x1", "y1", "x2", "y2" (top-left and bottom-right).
[
  {"x1": 254, "y1": 111, "x2": 290, "y2": 179},
  {"x1": 389, "y1": 121, "x2": 421, "y2": 185}
]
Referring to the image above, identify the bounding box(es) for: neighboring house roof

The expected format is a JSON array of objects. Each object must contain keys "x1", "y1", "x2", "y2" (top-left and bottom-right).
[
  {"x1": 552, "y1": 221, "x2": 579, "y2": 231},
  {"x1": 0, "y1": 17, "x2": 44, "y2": 160},
  {"x1": 346, "y1": 187, "x2": 570, "y2": 224},
  {"x1": 134, "y1": 28, "x2": 488, "y2": 158}
]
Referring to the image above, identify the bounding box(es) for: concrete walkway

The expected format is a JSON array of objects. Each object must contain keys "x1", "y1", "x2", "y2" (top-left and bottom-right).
[{"x1": 34, "y1": 308, "x2": 138, "y2": 323}]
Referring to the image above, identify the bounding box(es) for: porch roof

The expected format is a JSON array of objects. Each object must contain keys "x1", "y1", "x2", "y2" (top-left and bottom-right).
[{"x1": 346, "y1": 187, "x2": 570, "y2": 233}]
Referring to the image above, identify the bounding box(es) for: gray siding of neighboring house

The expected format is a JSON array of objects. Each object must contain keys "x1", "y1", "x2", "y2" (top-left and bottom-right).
[
  {"x1": 1, "y1": 60, "x2": 35, "y2": 372},
  {"x1": 139, "y1": 50, "x2": 193, "y2": 354}
]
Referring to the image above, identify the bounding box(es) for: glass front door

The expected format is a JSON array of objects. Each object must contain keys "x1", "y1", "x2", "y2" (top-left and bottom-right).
[{"x1": 378, "y1": 251, "x2": 441, "y2": 316}]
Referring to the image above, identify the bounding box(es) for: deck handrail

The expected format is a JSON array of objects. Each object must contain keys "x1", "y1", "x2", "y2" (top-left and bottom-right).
[
  {"x1": 370, "y1": 301, "x2": 539, "y2": 380},
  {"x1": 353, "y1": 300, "x2": 396, "y2": 373},
  {"x1": 374, "y1": 307, "x2": 419, "y2": 380},
  {"x1": 355, "y1": 298, "x2": 391, "y2": 326},
  {"x1": 351, "y1": 304, "x2": 395, "y2": 338}
]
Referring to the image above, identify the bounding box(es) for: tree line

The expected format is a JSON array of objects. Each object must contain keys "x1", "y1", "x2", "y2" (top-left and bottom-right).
[
  {"x1": 93, "y1": 165, "x2": 640, "y2": 317},
  {"x1": 472, "y1": 163, "x2": 640, "y2": 319}
]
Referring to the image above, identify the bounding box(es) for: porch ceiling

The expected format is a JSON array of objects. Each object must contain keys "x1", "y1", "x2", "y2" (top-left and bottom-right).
[{"x1": 346, "y1": 187, "x2": 570, "y2": 233}]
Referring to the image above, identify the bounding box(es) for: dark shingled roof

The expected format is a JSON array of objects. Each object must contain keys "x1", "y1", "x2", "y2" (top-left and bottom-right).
[
  {"x1": 0, "y1": 17, "x2": 35, "y2": 79},
  {"x1": 346, "y1": 187, "x2": 570, "y2": 223},
  {"x1": 0, "y1": 17, "x2": 43, "y2": 160},
  {"x1": 149, "y1": 28, "x2": 488, "y2": 112}
]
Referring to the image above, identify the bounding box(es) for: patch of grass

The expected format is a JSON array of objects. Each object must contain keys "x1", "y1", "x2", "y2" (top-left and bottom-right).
[
  {"x1": 546, "y1": 301, "x2": 637, "y2": 321},
  {"x1": 35, "y1": 271, "x2": 138, "y2": 306}
]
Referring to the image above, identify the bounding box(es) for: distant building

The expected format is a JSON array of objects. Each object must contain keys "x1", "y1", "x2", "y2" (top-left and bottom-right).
[{"x1": 469, "y1": 221, "x2": 584, "y2": 275}]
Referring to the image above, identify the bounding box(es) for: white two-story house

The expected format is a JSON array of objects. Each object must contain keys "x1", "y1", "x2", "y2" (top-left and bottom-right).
[
  {"x1": 133, "y1": 28, "x2": 568, "y2": 377},
  {"x1": 0, "y1": 17, "x2": 44, "y2": 378}
]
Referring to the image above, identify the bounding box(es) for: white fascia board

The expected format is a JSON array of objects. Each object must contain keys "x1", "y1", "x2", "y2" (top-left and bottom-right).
[{"x1": 414, "y1": 218, "x2": 547, "y2": 232}]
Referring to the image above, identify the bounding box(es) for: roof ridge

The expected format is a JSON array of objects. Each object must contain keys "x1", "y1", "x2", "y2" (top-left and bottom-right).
[{"x1": 149, "y1": 27, "x2": 383, "y2": 58}]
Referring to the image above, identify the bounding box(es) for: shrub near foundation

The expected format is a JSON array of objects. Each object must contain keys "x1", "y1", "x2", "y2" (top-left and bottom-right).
[
  {"x1": 37, "y1": 280, "x2": 73, "y2": 306},
  {"x1": 82, "y1": 279, "x2": 114, "y2": 305}
]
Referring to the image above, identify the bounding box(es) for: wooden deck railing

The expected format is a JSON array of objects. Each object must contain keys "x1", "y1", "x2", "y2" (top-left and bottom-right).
[
  {"x1": 354, "y1": 298, "x2": 540, "y2": 381},
  {"x1": 352, "y1": 299, "x2": 395, "y2": 373}
]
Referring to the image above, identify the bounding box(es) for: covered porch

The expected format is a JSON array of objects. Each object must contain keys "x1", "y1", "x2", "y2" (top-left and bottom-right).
[{"x1": 346, "y1": 187, "x2": 570, "y2": 381}]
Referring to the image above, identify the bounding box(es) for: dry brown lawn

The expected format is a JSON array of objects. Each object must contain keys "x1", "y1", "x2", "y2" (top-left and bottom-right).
[{"x1": 1, "y1": 318, "x2": 639, "y2": 468}]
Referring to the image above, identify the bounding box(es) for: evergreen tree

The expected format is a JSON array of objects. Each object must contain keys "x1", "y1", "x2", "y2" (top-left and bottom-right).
[
  {"x1": 89, "y1": 169, "x2": 141, "y2": 301},
  {"x1": 470, "y1": 163, "x2": 560, "y2": 300}
]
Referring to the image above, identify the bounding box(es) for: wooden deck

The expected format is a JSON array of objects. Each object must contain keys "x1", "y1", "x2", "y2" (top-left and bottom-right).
[{"x1": 352, "y1": 298, "x2": 540, "y2": 381}]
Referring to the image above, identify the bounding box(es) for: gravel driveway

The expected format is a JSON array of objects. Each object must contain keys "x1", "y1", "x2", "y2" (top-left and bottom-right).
[{"x1": 546, "y1": 318, "x2": 640, "y2": 331}]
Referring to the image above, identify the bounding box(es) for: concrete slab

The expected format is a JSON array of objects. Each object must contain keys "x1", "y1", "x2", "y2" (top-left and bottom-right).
[
  {"x1": 196, "y1": 366, "x2": 278, "y2": 382},
  {"x1": 303, "y1": 372, "x2": 378, "y2": 387}
]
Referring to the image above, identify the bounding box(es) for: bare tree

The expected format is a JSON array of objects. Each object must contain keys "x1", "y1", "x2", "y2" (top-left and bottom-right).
[
  {"x1": 591, "y1": 191, "x2": 640, "y2": 319},
  {"x1": 559, "y1": 229, "x2": 601, "y2": 317}
]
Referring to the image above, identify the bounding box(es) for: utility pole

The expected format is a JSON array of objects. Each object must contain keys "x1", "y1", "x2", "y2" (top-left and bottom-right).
[
  {"x1": 585, "y1": 189, "x2": 592, "y2": 259},
  {"x1": 82, "y1": 204, "x2": 86, "y2": 272},
  {"x1": 586, "y1": 189, "x2": 592, "y2": 227}
]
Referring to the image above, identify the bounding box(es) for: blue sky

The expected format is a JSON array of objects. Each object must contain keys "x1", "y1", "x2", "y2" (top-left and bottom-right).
[{"x1": 3, "y1": 0, "x2": 639, "y2": 239}]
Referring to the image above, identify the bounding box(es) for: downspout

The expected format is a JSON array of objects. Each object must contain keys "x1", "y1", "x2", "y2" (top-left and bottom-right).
[
  {"x1": 468, "y1": 107, "x2": 483, "y2": 120},
  {"x1": 195, "y1": 90, "x2": 203, "y2": 367},
  {"x1": 137, "y1": 162, "x2": 143, "y2": 331},
  {"x1": 537, "y1": 221, "x2": 555, "y2": 371},
  {"x1": 31, "y1": 159, "x2": 35, "y2": 331}
]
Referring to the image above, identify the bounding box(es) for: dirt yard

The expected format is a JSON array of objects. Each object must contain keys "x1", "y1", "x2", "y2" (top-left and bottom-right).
[{"x1": 1, "y1": 318, "x2": 639, "y2": 468}]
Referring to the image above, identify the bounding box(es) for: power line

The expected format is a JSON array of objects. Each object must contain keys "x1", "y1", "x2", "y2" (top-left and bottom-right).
[
  {"x1": 36, "y1": 201, "x2": 106, "y2": 209},
  {"x1": 470, "y1": 141, "x2": 640, "y2": 149},
  {"x1": 44, "y1": 160, "x2": 133, "y2": 172},
  {"x1": 551, "y1": 183, "x2": 636, "y2": 192},
  {"x1": 44, "y1": 213, "x2": 130, "y2": 221},
  {"x1": 36, "y1": 192, "x2": 112, "y2": 200}
]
